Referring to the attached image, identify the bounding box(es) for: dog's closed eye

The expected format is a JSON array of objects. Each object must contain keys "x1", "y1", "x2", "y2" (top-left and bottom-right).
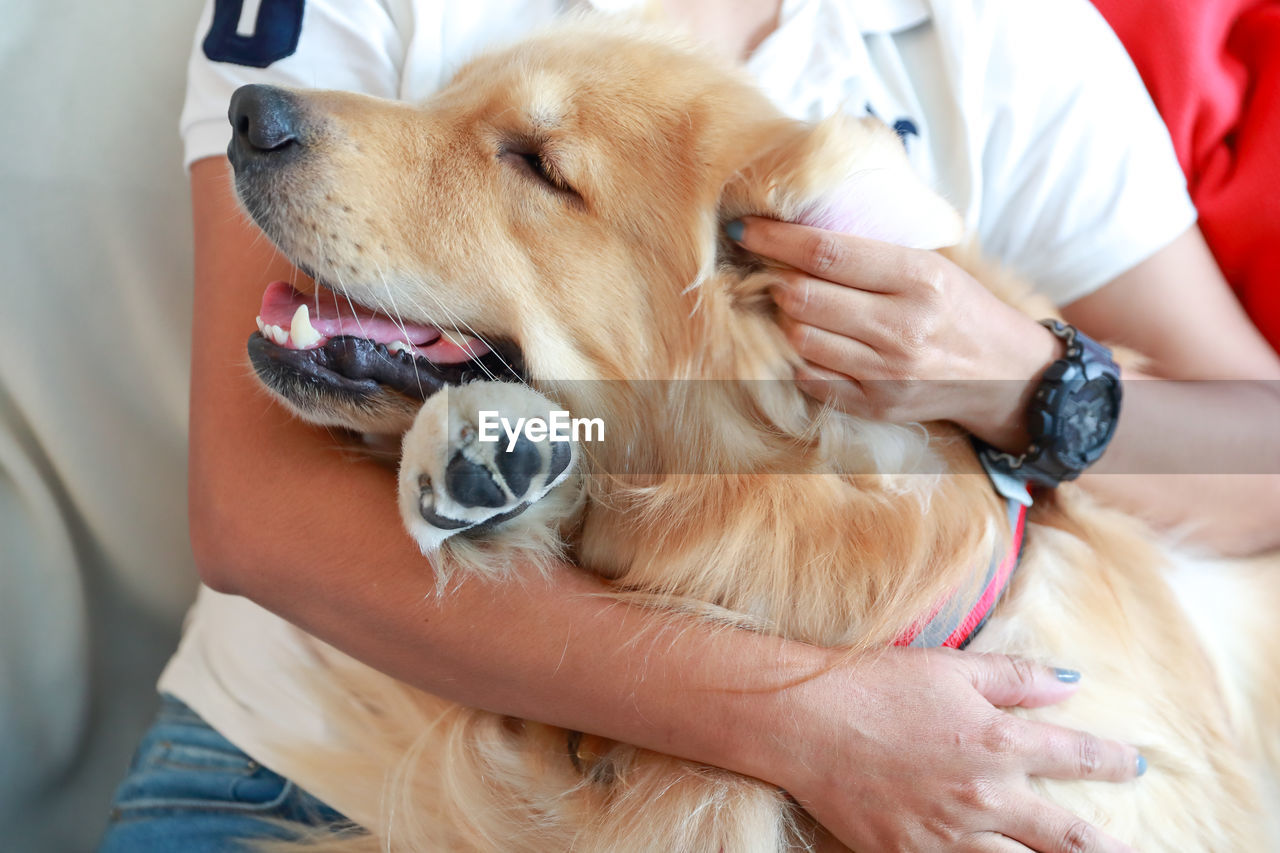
[{"x1": 499, "y1": 140, "x2": 582, "y2": 205}]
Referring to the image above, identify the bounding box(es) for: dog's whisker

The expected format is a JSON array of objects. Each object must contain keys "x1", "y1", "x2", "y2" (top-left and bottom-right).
[
  {"x1": 341, "y1": 286, "x2": 373, "y2": 341},
  {"x1": 429, "y1": 297, "x2": 526, "y2": 387},
  {"x1": 370, "y1": 260, "x2": 428, "y2": 398},
  {"x1": 412, "y1": 286, "x2": 507, "y2": 384},
  {"x1": 313, "y1": 230, "x2": 373, "y2": 343}
]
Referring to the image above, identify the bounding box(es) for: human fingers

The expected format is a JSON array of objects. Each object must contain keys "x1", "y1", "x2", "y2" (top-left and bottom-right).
[
  {"x1": 963, "y1": 835, "x2": 1033, "y2": 852},
  {"x1": 793, "y1": 362, "x2": 862, "y2": 402},
  {"x1": 770, "y1": 272, "x2": 888, "y2": 340},
  {"x1": 1003, "y1": 797, "x2": 1138, "y2": 853},
  {"x1": 960, "y1": 655, "x2": 1143, "y2": 782},
  {"x1": 792, "y1": 359, "x2": 938, "y2": 426},
  {"x1": 732, "y1": 215, "x2": 935, "y2": 294},
  {"x1": 962, "y1": 652, "x2": 1085, "y2": 709},
  {"x1": 792, "y1": 364, "x2": 887, "y2": 422},
  {"x1": 1015, "y1": 719, "x2": 1145, "y2": 783},
  {"x1": 777, "y1": 314, "x2": 886, "y2": 381}
]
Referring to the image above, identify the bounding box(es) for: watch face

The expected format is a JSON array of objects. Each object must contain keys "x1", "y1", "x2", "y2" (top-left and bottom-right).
[{"x1": 1057, "y1": 378, "x2": 1119, "y2": 467}]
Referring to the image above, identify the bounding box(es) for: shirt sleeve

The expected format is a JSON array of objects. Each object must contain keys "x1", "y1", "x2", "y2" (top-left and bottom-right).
[
  {"x1": 970, "y1": 0, "x2": 1197, "y2": 306},
  {"x1": 181, "y1": 0, "x2": 409, "y2": 169}
]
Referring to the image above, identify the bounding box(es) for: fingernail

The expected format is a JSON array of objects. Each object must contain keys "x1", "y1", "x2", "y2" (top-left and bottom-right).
[
  {"x1": 1053, "y1": 668, "x2": 1081, "y2": 684},
  {"x1": 1136, "y1": 754, "x2": 1147, "y2": 776},
  {"x1": 725, "y1": 219, "x2": 745, "y2": 242}
]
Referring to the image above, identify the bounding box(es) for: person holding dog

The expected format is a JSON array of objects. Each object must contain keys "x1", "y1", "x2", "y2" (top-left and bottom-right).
[{"x1": 99, "y1": 0, "x2": 1280, "y2": 851}]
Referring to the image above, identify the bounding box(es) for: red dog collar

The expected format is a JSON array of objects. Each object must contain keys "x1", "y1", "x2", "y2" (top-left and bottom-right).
[
  {"x1": 893, "y1": 493, "x2": 1027, "y2": 649},
  {"x1": 893, "y1": 447, "x2": 1032, "y2": 650}
]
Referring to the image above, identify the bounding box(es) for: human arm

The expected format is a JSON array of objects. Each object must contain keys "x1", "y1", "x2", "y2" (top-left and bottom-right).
[
  {"x1": 1059, "y1": 228, "x2": 1280, "y2": 555},
  {"x1": 188, "y1": 156, "x2": 1140, "y2": 852},
  {"x1": 738, "y1": 217, "x2": 1280, "y2": 555}
]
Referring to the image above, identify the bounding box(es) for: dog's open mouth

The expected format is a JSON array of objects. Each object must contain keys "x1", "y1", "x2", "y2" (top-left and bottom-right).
[{"x1": 248, "y1": 281, "x2": 524, "y2": 403}]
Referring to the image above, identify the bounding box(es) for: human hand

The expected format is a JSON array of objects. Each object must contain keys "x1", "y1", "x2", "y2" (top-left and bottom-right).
[
  {"x1": 774, "y1": 647, "x2": 1142, "y2": 852},
  {"x1": 730, "y1": 217, "x2": 1060, "y2": 452}
]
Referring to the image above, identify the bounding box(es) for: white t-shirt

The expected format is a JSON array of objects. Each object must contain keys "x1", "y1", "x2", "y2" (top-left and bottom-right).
[{"x1": 164, "y1": 0, "x2": 1196, "y2": 817}]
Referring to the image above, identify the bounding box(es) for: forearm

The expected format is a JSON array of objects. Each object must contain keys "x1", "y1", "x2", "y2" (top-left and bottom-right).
[
  {"x1": 957, "y1": 329, "x2": 1280, "y2": 555},
  {"x1": 958, "y1": 334, "x2": 1280, "y2": 556},
  {"x1": 1076, "y1": 372, "x2": 1280, "y2": 555},
  {"x1": 1060, "y1": 227, "x2": 1280, "y2": 554},
  {"x1": 195, "y1": 450, "x2": 820, "y2": 779}
]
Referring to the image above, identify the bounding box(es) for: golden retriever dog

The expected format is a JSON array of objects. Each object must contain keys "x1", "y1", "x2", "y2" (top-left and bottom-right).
[{"x1": 227, "y1": 17, "x2": 1280, "y2": 852}]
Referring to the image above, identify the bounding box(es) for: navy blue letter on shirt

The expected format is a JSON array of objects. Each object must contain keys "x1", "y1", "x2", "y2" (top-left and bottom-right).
[{"x1": 203, "y1": 0, "x2": 305, "y2": 68}]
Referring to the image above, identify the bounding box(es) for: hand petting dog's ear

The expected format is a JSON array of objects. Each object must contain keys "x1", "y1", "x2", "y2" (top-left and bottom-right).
[{"x1": 731, "y1": 215, "x2": 1060, "y2": 451}]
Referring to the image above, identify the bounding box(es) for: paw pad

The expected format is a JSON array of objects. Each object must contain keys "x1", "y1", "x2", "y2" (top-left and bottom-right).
[{"x1": 398, "y1": 382, "x2": 581, "y2": 554}]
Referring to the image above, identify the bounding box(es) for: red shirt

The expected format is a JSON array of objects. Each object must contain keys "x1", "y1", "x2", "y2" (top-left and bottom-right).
[{"x1": 1091, "y1": 0, "x2": 1280, "y2": 354}]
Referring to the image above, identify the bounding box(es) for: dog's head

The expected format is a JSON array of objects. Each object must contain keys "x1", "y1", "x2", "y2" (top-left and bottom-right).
[{"x1": 229, "y1": 20, "x2": 962, "y2": 435}]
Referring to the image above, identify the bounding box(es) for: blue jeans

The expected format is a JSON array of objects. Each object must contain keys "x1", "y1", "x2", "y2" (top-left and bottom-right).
[{"x1": 98, "y1": 695, "x2": 359, "y2": 852}]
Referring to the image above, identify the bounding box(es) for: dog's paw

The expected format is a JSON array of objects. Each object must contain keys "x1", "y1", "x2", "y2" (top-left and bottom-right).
[{"x1": 397, "y1": 382, "x2": 580, "y2": 559}]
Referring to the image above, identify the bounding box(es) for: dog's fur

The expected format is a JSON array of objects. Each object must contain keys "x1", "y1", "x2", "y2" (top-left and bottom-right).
[{"x1": 234, "y1": 19, "x2": 1280, "y2": 852}]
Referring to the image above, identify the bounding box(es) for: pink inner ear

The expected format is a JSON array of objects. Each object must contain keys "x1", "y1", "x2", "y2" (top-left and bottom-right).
[{"x1": 793, "y1": 168, "x2": 960, "y2": 250}]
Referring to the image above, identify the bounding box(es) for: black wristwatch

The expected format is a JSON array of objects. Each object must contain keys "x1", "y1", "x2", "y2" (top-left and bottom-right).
[{"x1": 977, "y1": 320, "x2": 1123, "y2": 488}]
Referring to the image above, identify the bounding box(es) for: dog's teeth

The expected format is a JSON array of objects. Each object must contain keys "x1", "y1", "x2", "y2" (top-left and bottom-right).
[
  {"x1": 255, "y1": 315, "x2": 266, "y2": 334},
  {"x1": 388, "y1": 340, "x2": 411, "y2": 355},
  {"x1": 265, "y1": 324, "x2": 289, "y2": 346},
  {"x1": 289, "y1": 304, "x2": 323, "y2": 349}
]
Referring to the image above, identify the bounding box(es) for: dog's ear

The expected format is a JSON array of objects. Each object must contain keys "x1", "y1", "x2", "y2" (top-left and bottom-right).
[{"x1": 721, "y1": 115, "x2": 964, "y2": 251}]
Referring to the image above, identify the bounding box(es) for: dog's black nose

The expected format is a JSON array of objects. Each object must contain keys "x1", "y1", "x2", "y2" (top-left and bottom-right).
[{"x1": 228, "y1": 84, "x2": 303, "y2": 165}]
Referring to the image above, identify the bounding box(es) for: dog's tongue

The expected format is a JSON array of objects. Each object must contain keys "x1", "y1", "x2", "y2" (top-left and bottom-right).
[{"x1": 256, "y1": 281, "x2": 489, "y2": 364}]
